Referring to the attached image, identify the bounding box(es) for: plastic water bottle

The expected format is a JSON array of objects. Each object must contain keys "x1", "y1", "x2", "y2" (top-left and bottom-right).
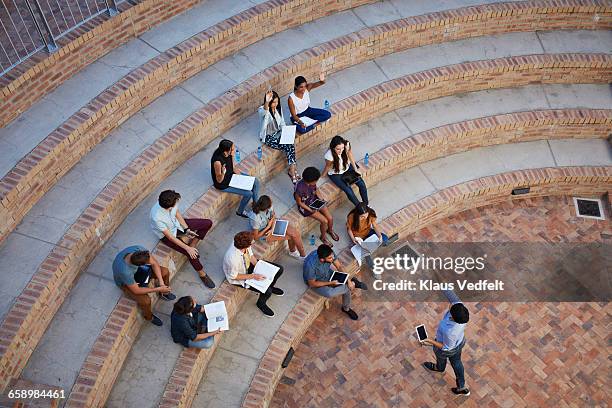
[
  {"x1": 324, "y1": 99, "x2": 330, "y2": 111},
  {"x1": 235, "y1": 148, "x2": 241, "y2": 163},
  {"x1": 257, "y1": 146, "x2": 262, "y2": 161},
  {"x1": 310, "y1": 234, "x2": 315, "y2": 246},
  {"x1": 364, "y1": 152, "x2": 369, "y2": 167}
]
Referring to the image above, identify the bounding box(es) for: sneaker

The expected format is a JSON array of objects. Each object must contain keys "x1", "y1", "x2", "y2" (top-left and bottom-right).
[
  {"x1": 423, "y1": 362, "x2": 444, "y2": 373},
  {"x1": 451, "y1": 388, "x2": 470, "y2": 396},
  {"x1": 150, "y1": 315, "x2": 163, "y2": 326},
  {"x1": 288, "y1": 250, "x2": 305, "y2": 260},
  {"x1": 257, "y1": 303, "x2": 275, "y2": 317},
  {"x1": 160, "y1": 292, "x2": 176, "y2": 301},
  {"x1": 351, "y1": 277, "x2": 368, "y2": 290},
  {"x1": 271, "y1": 287, "x2": 284, "y2": 297},
  {"x1": 236, "y1": 211, "x2": 249, "y2": 219},
  {"x1": 342, "y1": 308, "x2": 359, "y2": 320},
  {"x1": 200, "y1": 274, "x2": 216, "y2": 289}
]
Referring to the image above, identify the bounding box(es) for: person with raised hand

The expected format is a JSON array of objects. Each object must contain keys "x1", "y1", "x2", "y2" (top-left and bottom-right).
[
  {"x1": 150, "y1": 190, "x2": 215, "y2": 288},
  {"x1": 288, "y1": 74, "x2": 332, "y2": 134},
  {"x1": 259, "y1": 89, "x2": 300, "y2": 183}
]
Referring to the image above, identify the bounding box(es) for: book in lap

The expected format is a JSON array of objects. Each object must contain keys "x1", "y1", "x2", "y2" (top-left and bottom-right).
[
  {"x1": 351, "y1": 235, "x2": 382, "y2": 266},
  {"x1": 229, "y1": 174, "x2": 255, "y2": 191},
  {"x1": 245, "y1": 260, "x2": 280, "y2": 293},
  {"x1": 300, "y1": 116, "x2": 317, "y2": 127},
  {"x1": 204, "y1": 301, "x2": 229, "y2": 332},
  {"x1": 280, "y1": 125, "x2": 296, "y2": 144}
]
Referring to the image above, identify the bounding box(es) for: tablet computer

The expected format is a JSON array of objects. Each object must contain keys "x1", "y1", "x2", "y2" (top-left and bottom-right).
[
  {"x1": 329, "y1": 271, "x2": 349, "y2": 285},
  {"x1": 271, "y1": 219, "x2": 288, "y2": 237},
  {"x1": 308, "y1": 199, "x2": 326, "y2": 210},
  {"x1": 415, "y1": 324, "x2": 428, "y2": 342}
]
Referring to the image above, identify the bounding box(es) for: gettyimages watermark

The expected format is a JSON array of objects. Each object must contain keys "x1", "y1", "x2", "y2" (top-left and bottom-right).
[{"x1": 357, "y1": 241, "x2": 611, "y2": 302}]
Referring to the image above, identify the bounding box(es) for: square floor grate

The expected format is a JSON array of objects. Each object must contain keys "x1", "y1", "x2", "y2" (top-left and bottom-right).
[{"x1": 573, "y1": 197, "x2": 605, "y2": 220}]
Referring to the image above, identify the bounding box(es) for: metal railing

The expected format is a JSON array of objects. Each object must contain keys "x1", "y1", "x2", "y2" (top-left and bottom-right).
[{"x1": 1, "y1": 0, "x2": 126, "y2": 78}]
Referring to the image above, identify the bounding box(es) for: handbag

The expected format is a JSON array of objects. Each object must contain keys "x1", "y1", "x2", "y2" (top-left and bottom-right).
[{"x1": 340, "y1": 167, "x2": 362, "y2": 185}]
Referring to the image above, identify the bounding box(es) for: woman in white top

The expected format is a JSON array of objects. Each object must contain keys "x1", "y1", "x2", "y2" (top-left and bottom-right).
[
  {"x1": 259, "y1": 90, "x2": 299, "y2": 183},
  {"x1": 288, "y1": 74, "x2": 332, "y2": 134},
  {"x1": 322, "y1": 135, "x2": 369, "y2": 207}
]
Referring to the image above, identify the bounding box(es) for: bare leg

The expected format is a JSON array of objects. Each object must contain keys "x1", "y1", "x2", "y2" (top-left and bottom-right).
[{"x1": 310, "y1": 211, "x2": 332, "y2": 246}]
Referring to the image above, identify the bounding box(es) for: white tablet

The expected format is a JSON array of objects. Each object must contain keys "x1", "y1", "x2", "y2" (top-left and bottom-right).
[
  {"x1": 271, "y1": 219, "x2": 288, "y2": 237},
  {"x1": 415, "y1": 324, "x2": 428, "y2": 342},
  {"x1": 329, "y1": 271, "x2": 349, "y2": 285}
]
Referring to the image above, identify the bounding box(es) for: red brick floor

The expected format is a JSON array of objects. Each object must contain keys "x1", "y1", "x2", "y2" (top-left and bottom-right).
[{"x1": 271, "y1": 196, "x2": 611, "y2": 408}]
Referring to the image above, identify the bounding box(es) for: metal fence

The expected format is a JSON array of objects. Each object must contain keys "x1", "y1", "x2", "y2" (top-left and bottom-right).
[{"x1": 0, "y1": 0, "x2": 127, "y2": 78}]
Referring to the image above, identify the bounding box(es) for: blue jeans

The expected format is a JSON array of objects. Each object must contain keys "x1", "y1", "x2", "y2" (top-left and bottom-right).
[
  {"x1": 434, "y1": 340, "x2": 466, "y2": 389},
  {"x1": 365, "y1": 229, "x2": 388, "y2": 245},
  {"x1": 292, "y1": 107, "x2": 332, "y2": 133},
  {"x1": 222, "y1": 177, "x2": 260, "y2": 214},
  {"x1": 328, "y1": 165, "x2": 368, "y2": 207},
  {"x1": 188, "y1": 314, "x2": 214, "y2": 349},
  {"x1": 313, "y1": 284, "x2": 351, "y2": 309}
]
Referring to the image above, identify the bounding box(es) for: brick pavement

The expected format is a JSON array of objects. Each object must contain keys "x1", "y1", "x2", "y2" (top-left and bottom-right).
[{"x1": 271, "y1": 196, "x2": 611, "y2": 407}]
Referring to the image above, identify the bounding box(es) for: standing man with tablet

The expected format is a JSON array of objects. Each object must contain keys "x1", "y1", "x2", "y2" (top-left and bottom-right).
[
  {"x1": 302, "y1": 244, "x2": 367, "y2": 320},
  {"x1": 421, "y1": 290, "x2": 471, "y2": 396}
]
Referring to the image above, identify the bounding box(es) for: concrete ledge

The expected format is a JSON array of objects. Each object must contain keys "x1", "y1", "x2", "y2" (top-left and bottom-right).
[
  {"x1": 0, "y1": 0, "x2": 609, "y2": 243},
  {"x1": 1, "y1": 49, "x2": 609, "y2": 395},
  {"x1": 241, "y1": 165, "x2": 612, "y2": 408}
]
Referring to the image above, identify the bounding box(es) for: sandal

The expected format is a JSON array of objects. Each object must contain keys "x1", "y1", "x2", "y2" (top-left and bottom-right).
[
  {"x1": 320, "y1": 235, "x2": 333, "y2": 247},
  {"x1": 327, "y1": 230, "x2": 340, "y2": 241}
]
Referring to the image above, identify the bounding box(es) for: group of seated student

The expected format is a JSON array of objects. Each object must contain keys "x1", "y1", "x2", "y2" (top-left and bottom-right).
[{"x1": 111, "y1": 74, "x2": 385, "y2": 352}]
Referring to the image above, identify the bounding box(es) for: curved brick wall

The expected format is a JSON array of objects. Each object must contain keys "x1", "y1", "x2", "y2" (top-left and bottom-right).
[
  {"x1": 0, "y1": 0, "x2": 376, "y2": 244},
  {"x1": 242, "y1": 165, "x2": 612, "y2": 408},
  {"x1": 0, "y1": 50, "x2": 609, "y2": 395},
  {"x1": 0, "y1": 0, "x2": 610, "y2": 244}
]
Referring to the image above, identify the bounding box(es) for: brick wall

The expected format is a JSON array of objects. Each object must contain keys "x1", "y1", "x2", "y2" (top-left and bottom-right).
[
  {"x1": 0, "y1": 49, "x2": 609, "y2": 394},
  {"x1": 242, "y1": 166, "x2": 612, "y2": 408},
  {"x1": 0, "y1": 0, "x2": 609, "y2": 244},
  {"x1": 0, "y1": 0, "x2": 204, "y2": 127}
]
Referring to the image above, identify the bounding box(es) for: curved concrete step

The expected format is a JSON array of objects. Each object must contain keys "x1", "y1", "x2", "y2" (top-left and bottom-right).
[
  {"x1": 8, "y1": 48, "x2": 612, "y2": 402},
  {"x1": 241, "y1": 165, "x2": 611, "y2": 408},
  {"x1": 1, "y1": 4, "x2": 607, "y2": 389}
]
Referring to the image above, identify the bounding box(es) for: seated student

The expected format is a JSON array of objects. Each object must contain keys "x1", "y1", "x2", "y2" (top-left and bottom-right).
[
  {"x1": 323, "y1": 135, "x2": 368, "y2": 207},
  {"x1": 171, "y1": 296, "x2": 221, "y2": 349},
  {"x1": 211, "y1": 139, "x2": 260, "y2": 218},
  {"x1": 223, "y1": 231, "x2": 284, "y2": 317},
  {"x1": 288, "y1": 74, "x2": 332, "y2": 134},
  {"x1": 247, "y1": 195, "x2": 306, "y2": 259},
  {"x1": 112, "y1": 246, "x2": 175, "y2": 326},
  {"x1": 294, "y1": 167, "x2": 339, "y2": 247},
  {"x1": 259, "y1": 90, "x2": 300, "y2": 183},
  {"x1": 150, "y1": 190, "x2": 215, "y2": 288},
  {"x1": 302, "y1": 244, "x2": 367, "y2": 320},
  {"x1": 346, "y1": 203, "x2": 388, "y2": 245}
]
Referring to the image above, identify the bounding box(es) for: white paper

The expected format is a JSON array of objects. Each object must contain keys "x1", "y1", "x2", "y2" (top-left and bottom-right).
[
  {"x1": 204, "y1": 301, "x2": 229, "y2": 332},
  {"x1": 245, "y1": 260, "x2": 280, "y2": 293},
  {"x1": 351, "y1": 245, "x2": 362, "y2": 266},
  {"x1": 279, "y1": 125, "x2": 296, "y2": 144},
  {"x1": 229, "y1": 174, "x2": 255, "y2": 191},
  {"x1": 351, "y1": 235, "x2": 381, "y2": 265},
  {"x1": 300, "y1": 116, "x2": 317, "y2": 127}
]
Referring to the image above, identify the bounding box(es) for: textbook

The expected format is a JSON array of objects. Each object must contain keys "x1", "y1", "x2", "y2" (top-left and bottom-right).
[
  {"x1": 204, "y1": 301, "x2": 229, "y2": 332},
  {"x1": 229, "y1": 174, "x2": 255, "y2": 191},
  {"x1": 300, "y1": 116, "x2": 317, "y2": 127},
  {"x1": 245, "y1": 260, "x2": 280, "y2": 293}
]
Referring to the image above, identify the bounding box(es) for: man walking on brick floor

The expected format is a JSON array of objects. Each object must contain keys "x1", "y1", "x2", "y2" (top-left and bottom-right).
[
  {"x1": 422, "y1": 290, "x2": 471, "y2": 396},
  {"x1": 113, "y1": 246, "x2": 176, "y2": 326},
  {"x1": 303, "y1": 244, "x2": 367, "y2": 320}
]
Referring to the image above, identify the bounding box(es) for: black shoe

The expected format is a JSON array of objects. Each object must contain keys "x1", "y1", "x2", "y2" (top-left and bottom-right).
[
  {"x1": 423, "y1": 362, "x2": 444, "y2": 372},
  {"x1": 150, "y1": 315, "x2": 163, "y2": 326},
  {"x1": 342, "y1": 308, "x2": 358, "y2": 320},
  {"x1": 160, "y1": 292, "x2": 176, "y2": 301},
  {"x1": 257, "y1": 303, "x2": 275, "y2": 317},
  {"x1": 351, "y1": 277, "x2": 368, "y2": 290},
  {"x1": 451, "y1": 387, "x2": 470, "y2": 396},
  {"x1": 236, "y1": 211, "x2": 249, "y2": 219},
  {"x1": 200, "y1": 274, "x2": 216, "y2": 288},
  {"x1": 271, "y1": 287, "x2": 284, "y2": 296}
]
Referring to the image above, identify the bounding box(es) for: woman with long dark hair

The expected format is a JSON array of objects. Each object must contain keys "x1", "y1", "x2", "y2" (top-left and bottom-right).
[
  {"x1": 247, "y1": 195, "x2": 306, "y2": 258},
  {"x1": 346, "y1": 203, "x2": 388, "y2": 245},
  {"x1": 210, "y1": 139, "x2": 260, "y2": 218},
  {"x1": 288, "y1": 74, "x2": 332, "y2": 134},
  {"x1": 170, "y1": 296, "x2": 220, "y2": 349},
  {"x1": 322, "y1": 135, "x2": 368, "y2": 207},
  {"x1": 259, "y1": 90, "x2": 299, "y2": 183}
]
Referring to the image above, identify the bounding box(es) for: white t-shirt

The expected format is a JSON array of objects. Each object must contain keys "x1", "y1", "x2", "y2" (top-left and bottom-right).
[
  {"x1": 150, "y1": 203, "x2": 182, "y2": 239},
  {"x1": 289, "y1": 90, "x2": 310, "y2": 114},
  {"x1": 223, "y1": 244, "x2": 254, "y2": 287},
  {"x1": 324, "y1": 141, "x2": 351, "y2": 175}
]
